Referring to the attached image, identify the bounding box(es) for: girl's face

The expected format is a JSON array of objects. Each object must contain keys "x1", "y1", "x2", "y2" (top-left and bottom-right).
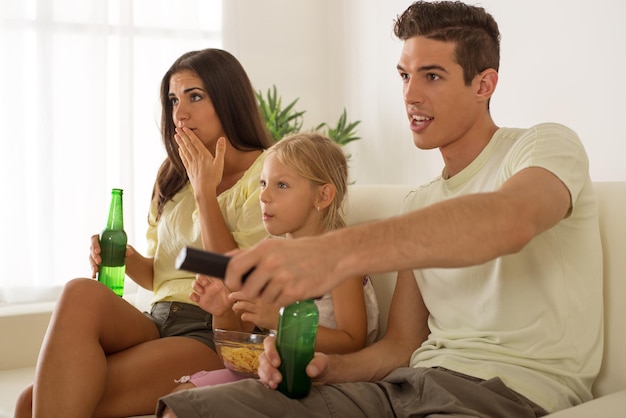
[
  {"x1": 168, "y1": 69, "x2": 226, "y2": 151},
  {"x1": 259, "y1": 152, "x2": 324, "y2": 239}
]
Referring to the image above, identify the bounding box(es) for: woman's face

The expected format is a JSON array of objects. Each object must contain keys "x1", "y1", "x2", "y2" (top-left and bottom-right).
[{"x1": 168, "y1": 69, "x2": 225, "y2": 151}]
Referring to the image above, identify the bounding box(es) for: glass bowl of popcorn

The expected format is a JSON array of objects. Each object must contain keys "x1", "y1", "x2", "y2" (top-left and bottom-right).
[{"x1": 214, "y1": 329, "x2": 270, "y2": 378}]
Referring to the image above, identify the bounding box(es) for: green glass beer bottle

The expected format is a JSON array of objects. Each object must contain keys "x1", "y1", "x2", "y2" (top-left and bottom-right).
[
  {"x1": 276, "y1": 299, "x2": 319, "y2": 398},
  {"x1": 97, "y1": 188, "x2": 127, "y2": 297}
]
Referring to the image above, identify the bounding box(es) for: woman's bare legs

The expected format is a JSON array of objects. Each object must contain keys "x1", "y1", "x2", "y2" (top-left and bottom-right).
[
  {"x1": 14, "y1": 278, "x2": 223, "y2": 418},
  {"x1": 92, "y1": 335, "x2": 222, "y2": 417}
]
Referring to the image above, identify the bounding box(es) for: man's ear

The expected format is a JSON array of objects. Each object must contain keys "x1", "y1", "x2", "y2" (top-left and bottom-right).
[
  {"x1": 476, "y1": 68, "x2": 498, "y2": 101},
  {"x1": 315, "y1": 184, "x2": 336, "y2": 210}
]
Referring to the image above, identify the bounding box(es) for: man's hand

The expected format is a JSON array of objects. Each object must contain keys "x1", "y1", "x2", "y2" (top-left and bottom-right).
[
  {"x1": 257, "y1": 335, "x2": 330, "y2": 389},
  {"x1": 225, "y1": 237, "x2": 346, "y2": 307}
]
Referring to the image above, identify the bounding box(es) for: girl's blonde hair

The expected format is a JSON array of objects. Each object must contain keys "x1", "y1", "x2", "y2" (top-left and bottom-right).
[{"x1": 269, "y1": 132, "x2": 348, "y2": 232}]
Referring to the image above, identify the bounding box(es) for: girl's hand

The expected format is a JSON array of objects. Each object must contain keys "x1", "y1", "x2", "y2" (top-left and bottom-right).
[
  {"x1": 190, "y1": 274, "x2": 232, "y2": 316},
  {"x1": 175, "y1": 128, "x2": 226, "y2": 194},
  {"x1": 228, "y1": 292, "x2": 280, "y2": 330}
]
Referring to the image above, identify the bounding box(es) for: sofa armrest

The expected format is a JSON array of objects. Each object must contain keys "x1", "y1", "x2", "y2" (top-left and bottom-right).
[{"x1": 546, "y1": 390, "x2": 626, "y2": 417}]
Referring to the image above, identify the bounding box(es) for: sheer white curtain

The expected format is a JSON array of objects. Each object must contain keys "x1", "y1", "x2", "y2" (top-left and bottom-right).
[{"x1": 0, "y1": 0, "x2": 222, "y2": 304}]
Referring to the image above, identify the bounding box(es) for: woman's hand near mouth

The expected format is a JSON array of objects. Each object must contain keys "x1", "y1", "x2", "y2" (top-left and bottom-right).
[{"x1": 175, "y1": 127, "x2": 226, "y2": 196}]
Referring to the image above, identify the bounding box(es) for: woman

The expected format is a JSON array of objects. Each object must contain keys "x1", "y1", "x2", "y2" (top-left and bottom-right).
[{"x1": 15, "y1": 48, "x2": 272, "y2": 418}]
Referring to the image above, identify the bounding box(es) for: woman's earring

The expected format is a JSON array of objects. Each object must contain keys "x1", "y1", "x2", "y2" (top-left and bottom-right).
[{"x1": 316, "y1": 207, "x2": 320, "y2": 212}]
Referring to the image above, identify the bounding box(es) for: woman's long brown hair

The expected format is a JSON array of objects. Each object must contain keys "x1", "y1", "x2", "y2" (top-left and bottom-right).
[{"x1": 152, "y1": 48, "x2": 272, "y2": 222}]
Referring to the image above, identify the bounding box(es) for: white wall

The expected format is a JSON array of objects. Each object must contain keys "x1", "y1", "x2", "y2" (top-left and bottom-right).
[
  {"x1": 222, "y1": 0, "x2": 335, "y2": 138},
  {"x1": 224, "y1": 0, "x2": 626, "y2": 185}
]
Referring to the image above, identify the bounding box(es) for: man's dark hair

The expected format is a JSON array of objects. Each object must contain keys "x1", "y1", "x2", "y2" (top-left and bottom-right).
[{"x1": 394, "y1": 1, "x2": 501, "y2": 85}]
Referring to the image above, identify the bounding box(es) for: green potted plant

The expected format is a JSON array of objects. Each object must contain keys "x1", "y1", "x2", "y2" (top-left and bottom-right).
[{"x1": 256, "y1": 85, "x2": 361, "y2": 146}]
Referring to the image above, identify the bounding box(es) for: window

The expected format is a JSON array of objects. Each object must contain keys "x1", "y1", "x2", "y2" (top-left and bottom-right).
[{"x1": 0, "y1": 0, "x2": 222, "y2": 304}]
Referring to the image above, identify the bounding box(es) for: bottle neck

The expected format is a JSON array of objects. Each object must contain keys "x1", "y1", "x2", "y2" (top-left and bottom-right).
[{"x1": 106, "y1": 189, "x2": 124, "y2": 230}]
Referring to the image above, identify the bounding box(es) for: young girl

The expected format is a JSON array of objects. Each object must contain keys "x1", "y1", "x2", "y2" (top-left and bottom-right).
[{"x1": 174, "y1": 132, "x2": 379, "y2": 389}]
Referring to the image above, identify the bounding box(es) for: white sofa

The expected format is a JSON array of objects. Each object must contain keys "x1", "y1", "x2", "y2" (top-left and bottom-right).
[{"x1": 1, "y1": 182, "x2": 625, "y2": 417}]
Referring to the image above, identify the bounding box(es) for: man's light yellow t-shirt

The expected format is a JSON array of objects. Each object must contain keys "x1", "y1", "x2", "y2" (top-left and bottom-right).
[{"x1": 406, "y1": 124, "x2": 603, "y2": 413}]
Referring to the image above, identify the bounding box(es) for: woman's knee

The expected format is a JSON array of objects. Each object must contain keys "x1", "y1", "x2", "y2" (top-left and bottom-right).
[
  {"x1": 14, "y1": 384, "x2": 33, "y2": 418},
  {"x1": 52, "y1": 278, "x2": 114, "y2": 324},
  {"x1": 63, "y1": 277, "x2": 103, "y2": 297},
  {"x1": 59, "y1": 278, "x2": 110, "y2": 307}
]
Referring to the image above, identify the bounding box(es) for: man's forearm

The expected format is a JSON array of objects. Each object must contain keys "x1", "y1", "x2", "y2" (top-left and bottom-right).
[
  {"x1": 330, "y1": 192, "x2": 540, "y2": 279},
  {"x1": 323, "y1": 338, "x2": 413, "y2": 383},
  {"x1": 331, "y1": 168, "x2": 570, "y2": 279}
]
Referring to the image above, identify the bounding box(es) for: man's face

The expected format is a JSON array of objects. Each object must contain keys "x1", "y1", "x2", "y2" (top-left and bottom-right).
[{"x1": 397, "y1": 36, "x2": 484, "y2": 153}]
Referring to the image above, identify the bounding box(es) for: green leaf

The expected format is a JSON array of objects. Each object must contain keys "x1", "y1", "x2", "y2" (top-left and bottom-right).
[
  {"x1": 256, "y1": 87, "x2": 361, "y2": 147},
  {"x1": 323, "y1": 109, "x2": 361, "y2": 146},
  {"x1": 256, "y1": 84, "x2": 305, "y2": 141}
]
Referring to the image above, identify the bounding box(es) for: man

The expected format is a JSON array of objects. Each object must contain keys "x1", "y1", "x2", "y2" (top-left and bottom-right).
[{"x1": 158, "y1": 2, "x2": 603, "y2": 416}]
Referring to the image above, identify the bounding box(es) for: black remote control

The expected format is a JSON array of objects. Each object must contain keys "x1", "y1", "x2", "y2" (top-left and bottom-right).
[{"x1": 175, "y1": 246, "x2": 251, "y2": 283}]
